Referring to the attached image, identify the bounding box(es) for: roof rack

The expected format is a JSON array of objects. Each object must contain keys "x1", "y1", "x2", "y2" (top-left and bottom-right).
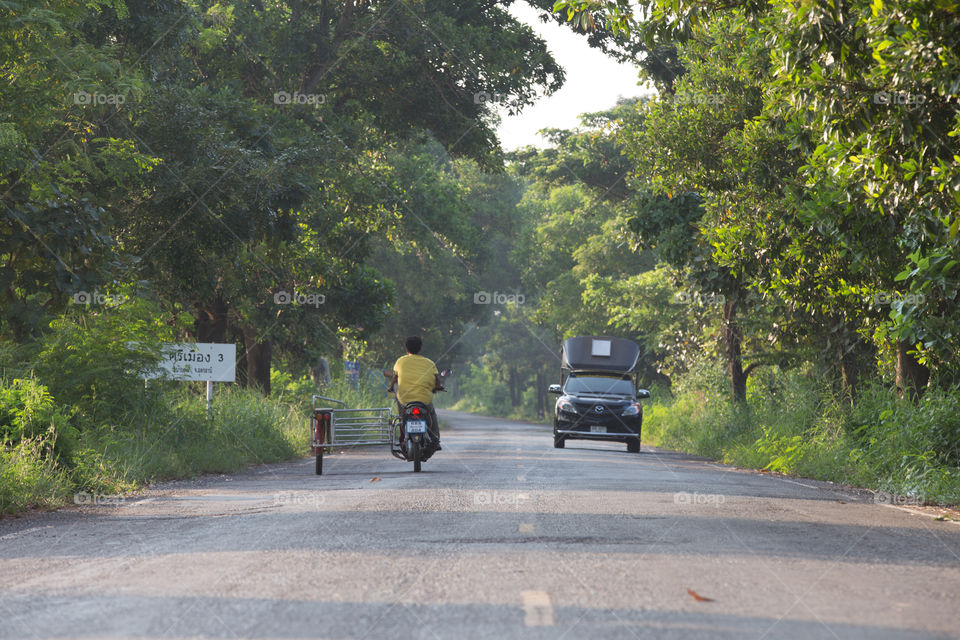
[{"x1": 561, "y1": 336, "x2": 641, "y2": 374}]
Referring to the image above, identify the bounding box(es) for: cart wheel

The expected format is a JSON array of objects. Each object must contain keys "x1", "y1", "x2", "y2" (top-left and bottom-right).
[
  {"x1": 313, "y1": 412, "x2": 327, "y2": 475},
  {"x1": 411, "y1": 440, "x2": 421, "y2": 472},
  {"x1": 554, "y1": 436, "x2": 565, "y2": 448},
  {"x1": 627, "y1": 438, "x2": 641, "y2": 454}
]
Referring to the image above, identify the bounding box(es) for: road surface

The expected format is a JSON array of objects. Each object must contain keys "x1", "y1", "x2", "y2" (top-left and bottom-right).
[{"x1": 2, "y1": 410, "x2": 959, "y2": 639}]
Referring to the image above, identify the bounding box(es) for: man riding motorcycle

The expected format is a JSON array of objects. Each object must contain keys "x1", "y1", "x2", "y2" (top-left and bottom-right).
[{"x1": 387, "y1": 336, "x2": 444, "y2": 449}]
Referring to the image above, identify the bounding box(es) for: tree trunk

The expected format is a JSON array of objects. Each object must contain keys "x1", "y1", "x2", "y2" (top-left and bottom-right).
[
  {"x1": 896, "y1": 341, "x2": 929, "y2": 400},
  {"x1": 536, "y1": 371, "x2": 545, "y2": 419},
  {"x1": 241, "y1": 326, "x2": 272, "y2": 395},
  {"x1": 722, "y1": 298, "x2": 748, "y2": 402},
  {"x1": 310, "y1": 356, "x2": 331, "y2": 387},
  {"x1": 508, "y1": 368, "x2": 519, "y2": 407},
  {"x1": 838, "y1": 345, "x2": 859, "y2": 403},
  {"x1": 194, "y1": 298, "x2": 228, "y2": 343},
  {"x1": 300, "y1": 0, "x2": 360, "y2": 94}
]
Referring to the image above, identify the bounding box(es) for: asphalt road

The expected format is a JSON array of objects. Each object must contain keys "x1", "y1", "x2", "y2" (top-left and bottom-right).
[{"x1": 2, "y1": 410, "x2": 960, "y2": 639}]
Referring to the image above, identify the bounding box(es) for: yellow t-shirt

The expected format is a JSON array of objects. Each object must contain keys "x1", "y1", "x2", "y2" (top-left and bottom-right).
[{"x1": 393, "y1": 354, "x2": 438, "y2": 405}]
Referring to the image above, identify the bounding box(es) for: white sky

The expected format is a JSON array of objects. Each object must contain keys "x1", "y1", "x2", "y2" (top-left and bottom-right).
[{"x1": 496, "y1": 4, "x2": 652, "y2": 150}]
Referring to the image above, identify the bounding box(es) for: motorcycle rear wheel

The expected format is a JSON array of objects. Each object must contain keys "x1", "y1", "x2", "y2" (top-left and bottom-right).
[{"x1": 411, "y1": 440, "x2": 422, "y2": 472}]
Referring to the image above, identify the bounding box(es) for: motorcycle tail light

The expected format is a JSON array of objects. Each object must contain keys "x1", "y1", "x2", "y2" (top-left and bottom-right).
[{"x1": 412, "y1": 407, "x2": 421, "y2": 416}]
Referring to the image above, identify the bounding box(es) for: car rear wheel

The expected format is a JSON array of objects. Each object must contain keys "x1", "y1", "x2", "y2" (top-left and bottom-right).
[{"x1": 627, "y1": 438, "x2": 641, "y2": 454}]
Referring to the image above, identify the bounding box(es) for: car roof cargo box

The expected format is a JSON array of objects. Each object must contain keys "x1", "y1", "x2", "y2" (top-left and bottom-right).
[{"x1": 561, "y1": 336, "x2": 640, "y2": 374}]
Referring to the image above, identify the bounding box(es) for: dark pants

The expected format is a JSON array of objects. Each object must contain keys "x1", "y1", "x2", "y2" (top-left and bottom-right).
[{"x1": 425, "y1": 403, "x2": 440, "y2": 444}]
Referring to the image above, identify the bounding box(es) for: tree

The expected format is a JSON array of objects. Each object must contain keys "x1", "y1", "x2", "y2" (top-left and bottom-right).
[
  {"x1": 763, "y1": 0, "x2": 960, "y2": 395},
  {"x1": 0, "y1": 0, "x2": 153, "y2": 340},
  {"x1": 612, "y1": 15, "x2": 775, "y2": 401},
  {"x1": 55, "y1": 0, "x2": 570, "y2": 393},
  {"x1": 554, "y1": 0, "x2": 960, "y2": 401}
]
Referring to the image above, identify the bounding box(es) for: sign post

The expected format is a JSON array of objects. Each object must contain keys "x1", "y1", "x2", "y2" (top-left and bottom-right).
[{"x1": 145, "y1": 343, "x2": 237, "y2": 414}]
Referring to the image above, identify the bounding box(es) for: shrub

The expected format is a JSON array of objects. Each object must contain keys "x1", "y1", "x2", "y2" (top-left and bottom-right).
[
  {"x1": 32, "y1": 303, "x2": 174, "y2": 430},
  {"x1": 645, "y1": 359, "x2": 960, "y2": 505},
  {"x1": 0, "y1": 302, "x2": 319, "y2": 514},
  {"x1": 0, "y1": 377, "x2": 77, "y2": 461},
  {"x1": 0, "y1": 438, "x2": 70, "y2": 513}
]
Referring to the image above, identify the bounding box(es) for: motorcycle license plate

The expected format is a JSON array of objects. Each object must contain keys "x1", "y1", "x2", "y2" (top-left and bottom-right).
[
  {"x1": 590, "y1": 426, "x2": 606, "y2": 433},
  {"x1": 406, "y1": 420, "x2": 427, "y2": 433}
]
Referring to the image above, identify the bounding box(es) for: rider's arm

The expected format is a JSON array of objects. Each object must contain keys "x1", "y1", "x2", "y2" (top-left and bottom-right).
[
  {"x1": 432, "y1": 373, "x2": 444, "y2": 392},
  {"x1": 387, "y1": 371, "x2": 398, "y2": 393}
]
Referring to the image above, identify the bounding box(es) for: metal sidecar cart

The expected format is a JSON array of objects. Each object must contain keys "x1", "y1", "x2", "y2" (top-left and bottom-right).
[{"x1": 309, "y1": 395, "x2": 411, "y2": 475}]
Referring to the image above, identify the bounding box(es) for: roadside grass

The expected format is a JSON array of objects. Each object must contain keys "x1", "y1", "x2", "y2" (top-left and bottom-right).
[
  {"x1": 1, "y1": 366, "x2": 412, "y2": 515},
  {"x1": 0, "y1": 302, "x2": 329, "y2": 515},
  {"x1": 0, "y1": 439, "x2": 71, "y2": 513},
  {"x1": 0, "y1": 382, "x2": 308, "y2": 515},
  {"x1": 643, "y1": 362, "x2": 960, "y2": 506},
  {"x1": 89, "y1": 386, "x2": 306, "y2": 485}
]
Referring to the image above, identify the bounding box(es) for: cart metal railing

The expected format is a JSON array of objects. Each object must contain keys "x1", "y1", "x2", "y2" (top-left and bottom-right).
[{"x1": 310, "y1": 395, "x2": 394, "y2": 475}]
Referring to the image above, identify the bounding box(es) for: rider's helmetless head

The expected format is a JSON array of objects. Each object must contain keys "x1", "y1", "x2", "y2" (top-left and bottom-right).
[{"x1": 405, "y1": 336, "x2": 423, "y2": 355}]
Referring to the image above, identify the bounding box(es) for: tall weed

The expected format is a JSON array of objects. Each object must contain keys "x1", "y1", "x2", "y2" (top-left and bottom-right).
[{"x1": 646, "y1": 361, "x2": 960, "y2": 505}]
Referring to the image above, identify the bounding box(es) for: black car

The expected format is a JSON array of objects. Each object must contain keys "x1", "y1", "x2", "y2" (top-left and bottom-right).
[{"x1": 548, "y1": 336, "x2": 651, "y2": 453}]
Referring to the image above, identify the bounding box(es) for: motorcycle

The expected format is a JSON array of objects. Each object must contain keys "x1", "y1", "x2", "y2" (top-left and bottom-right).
[{"x1": 388, "y1": 369, "x2": 449, "y2": 472}]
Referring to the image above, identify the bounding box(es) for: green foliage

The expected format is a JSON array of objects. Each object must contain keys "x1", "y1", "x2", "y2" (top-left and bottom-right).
[
  {"x1": 71, "y1": 385, "x2": 303, "y2": 486},
  {"x1": 4, "y1": 0, "x2": 960, "y2": 516},
  {"x1": 0, "y1": 380, "x2": 307, "y2": 513},
  {"x1": 0, "y1": 0, "x2": 156, "y2": 340},
  {"x1": 647, "y1": 363, "x2": 960, "y2": 505},
  {"x1": 557, "y1": 0, "x2": 960, "y2": 391},
  {"x1": 271, "y1": 367, "x2": 395, "y2": 414},
  {"x1": 451, "y1": 364, "x2": 512, "y2": 416},
  {"x1": 450, "y1": 363, "x2": 548, "y2": 422},
  {"x1": 0, "y1": 377, "x2": 77, "y2": 461},
  {"x1": 0, "y1": 299, "x2": 310, "y2": 514},
  {"x1": 3, "y1": 0, "x2": 570, "y2": 393},
  {"x1": 582, "y1": 266, "x2": 703, "y2": 381},
  {"x1": 32, "y1": 298, "x2": 180, "y2": 427},
  {"x1": 0, "y1": 438, "x2": 70, "y2": 514}
]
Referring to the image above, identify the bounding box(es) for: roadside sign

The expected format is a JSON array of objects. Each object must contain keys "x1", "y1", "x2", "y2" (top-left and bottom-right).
[
  {"x1": 345, "y1": 360, "x2": 360, "y2": 382},
  {"x1": 148, "y1": 343, "x2": 237, "y2": 382}
]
